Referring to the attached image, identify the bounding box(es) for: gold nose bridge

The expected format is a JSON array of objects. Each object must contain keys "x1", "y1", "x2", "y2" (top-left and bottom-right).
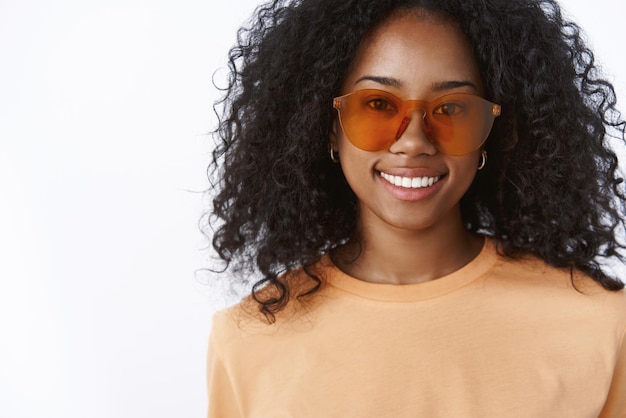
[{"x1": 394, "y1": 99, "x2": 429, "y2": 141}]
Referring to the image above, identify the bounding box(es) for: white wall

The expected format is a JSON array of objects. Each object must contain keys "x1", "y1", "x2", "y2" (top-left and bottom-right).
[{"x1": 0, "y1": 1, "x2": 623, "y2": 417}]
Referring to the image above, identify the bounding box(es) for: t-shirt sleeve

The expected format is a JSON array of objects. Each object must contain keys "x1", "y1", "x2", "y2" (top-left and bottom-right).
[
  {"x1": 599, "y1": 326, "x2": 626, "y2": 418},
  {"x1": 206, "y1": 313, "x2": 242, "y2": 418}
]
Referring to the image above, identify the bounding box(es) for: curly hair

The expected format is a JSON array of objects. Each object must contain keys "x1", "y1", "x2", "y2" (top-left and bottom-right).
[{"x1": 207, "y1": 0, "x2": 626, "y2": 321}]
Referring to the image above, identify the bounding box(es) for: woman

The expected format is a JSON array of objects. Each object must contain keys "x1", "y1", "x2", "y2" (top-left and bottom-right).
[{"x1": 206, "y1": 0, "x2": 626, "y2": 416}]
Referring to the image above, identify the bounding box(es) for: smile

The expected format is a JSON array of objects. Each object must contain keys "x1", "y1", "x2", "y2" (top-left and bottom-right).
[{"x1": 379, "y1": 172, "x2": 441, "y2": 189}]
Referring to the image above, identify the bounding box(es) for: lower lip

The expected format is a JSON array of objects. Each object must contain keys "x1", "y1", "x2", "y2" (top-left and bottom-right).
[{"x1": 378, "y1": 173, "x2": 445, "y2": 201}]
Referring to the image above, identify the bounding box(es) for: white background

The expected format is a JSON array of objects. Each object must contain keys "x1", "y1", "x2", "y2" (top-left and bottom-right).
[{"x1": 0, "y1": 1, "x2": 624, "y2": 417}]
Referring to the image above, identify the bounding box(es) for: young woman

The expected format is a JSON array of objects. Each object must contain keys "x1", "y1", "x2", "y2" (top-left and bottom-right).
[{"x1": 206, "y1": 0, "x2": 626, "y2": 416}]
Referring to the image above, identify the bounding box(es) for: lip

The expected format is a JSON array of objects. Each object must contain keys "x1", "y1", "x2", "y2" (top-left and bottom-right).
[{"x1": 377, "y1": 169, "x2": 446, "y2": 201}]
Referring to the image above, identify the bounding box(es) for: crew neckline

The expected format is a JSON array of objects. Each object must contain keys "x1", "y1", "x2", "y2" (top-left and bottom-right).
[{"x1": 323, "y1": 238, "x2": 498, "y2": 302}]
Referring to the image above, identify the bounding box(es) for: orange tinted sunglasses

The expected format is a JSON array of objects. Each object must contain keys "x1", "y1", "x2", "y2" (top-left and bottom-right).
[{"x1": 333, "y1": 89, "x2": 501, "y2": 156}]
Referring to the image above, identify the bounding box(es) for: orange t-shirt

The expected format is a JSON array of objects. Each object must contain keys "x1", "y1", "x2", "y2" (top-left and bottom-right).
[{"x1": 207, "y1": 239, "x2": 626, "y2": 417}]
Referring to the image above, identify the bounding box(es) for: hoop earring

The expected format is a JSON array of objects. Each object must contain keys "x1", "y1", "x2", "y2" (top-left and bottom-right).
[
  {"x1": 329, "y1": 144, "x2": 339, "y2": 163},
  {"x1": 477, "y1": 150, "x2": 487, "y2": 171}
]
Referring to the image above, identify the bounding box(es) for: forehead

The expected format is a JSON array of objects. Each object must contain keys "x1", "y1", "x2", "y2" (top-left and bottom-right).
[{"x1": 342, "y1": 11, "x2": 483, "y2": 96}]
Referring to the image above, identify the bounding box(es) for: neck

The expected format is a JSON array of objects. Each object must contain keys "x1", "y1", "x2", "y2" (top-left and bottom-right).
[{"x1": 333, "y1": 208, "x2": 483, "y2": 285}]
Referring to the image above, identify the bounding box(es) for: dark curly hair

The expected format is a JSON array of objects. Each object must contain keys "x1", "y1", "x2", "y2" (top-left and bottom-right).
[{"x1": 206, "y1": 0, "x2": 626, "y2": 321}]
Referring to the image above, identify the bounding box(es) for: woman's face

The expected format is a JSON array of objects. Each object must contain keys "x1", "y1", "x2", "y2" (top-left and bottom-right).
[{"x1": 331, "y1": 11, "x2": 484, "y2": 234}]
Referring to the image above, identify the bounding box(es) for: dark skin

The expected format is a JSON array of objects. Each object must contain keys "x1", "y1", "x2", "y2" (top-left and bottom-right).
[{"x1": 330, "y1": 12, "x2": 484, "y2": 285}]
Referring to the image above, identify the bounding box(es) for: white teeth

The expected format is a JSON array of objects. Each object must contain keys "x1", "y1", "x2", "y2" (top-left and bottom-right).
[{"x1": 380, "y1": 172, "x2": 441, "y2": 189}]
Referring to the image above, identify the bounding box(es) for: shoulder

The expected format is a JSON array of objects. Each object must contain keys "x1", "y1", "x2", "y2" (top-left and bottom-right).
[
  {"x1": 490, "y1": 246, "x2": 624, "y2": 293},
  {"x1": 487, "y1": 245, "x2": 626, "y2": 327},
  {"x1": 210, "y1": 261, "x2": 332, "y2": 346},
  {"x1": 209, "y1": 302, "x2": 273, "y2": 363},
  {"x1": 209, "y1": 297, "x2": 278, "y2": 349}
]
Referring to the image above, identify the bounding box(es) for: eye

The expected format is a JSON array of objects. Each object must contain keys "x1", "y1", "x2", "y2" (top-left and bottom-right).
[
  {"x1": 365, "y1": 97, "x2": 397, "y2": 112},
  {"x1": 433, "y1": 101, "x2": 467, "y2": 117}
]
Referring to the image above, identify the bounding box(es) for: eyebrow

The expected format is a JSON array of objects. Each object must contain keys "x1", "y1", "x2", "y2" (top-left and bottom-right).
[
  {"x1": 354, "y1": 76, "x2": 478, "y2": 92},
  {"x1": 431, "y1": 80, "x2": 478, "y2": 92},
  {"x1": 354, "y1": 76, "x2": 402, "y2": 88}
]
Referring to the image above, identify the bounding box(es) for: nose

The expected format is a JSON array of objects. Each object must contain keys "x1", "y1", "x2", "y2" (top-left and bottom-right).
[{"x1": 388, "y1": 107, "x2": 437, "y2": 156}]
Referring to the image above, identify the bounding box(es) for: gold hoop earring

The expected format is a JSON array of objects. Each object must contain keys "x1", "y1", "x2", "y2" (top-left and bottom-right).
[
  {"x1": 329, "y1": 144, "x2": 339, "y2": 163},
  {"x1": 477, "y1": 150, "x2": 487, "y2": 171}
]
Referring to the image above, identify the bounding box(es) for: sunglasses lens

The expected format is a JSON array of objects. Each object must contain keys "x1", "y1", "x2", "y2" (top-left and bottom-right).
[
  {"x1": 427, "y1": 94, "x2": 497, "y2": 156},
  {"x1": 334, "y1": 90, "x2": 499, "y2": 155},
  {"x1": 336, "y1": 90, "x2": 403, "y2": 151}
]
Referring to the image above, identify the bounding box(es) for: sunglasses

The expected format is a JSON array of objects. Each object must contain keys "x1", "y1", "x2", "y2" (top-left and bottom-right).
[{"x1": 333, "y1": 89, "x2": 501, "y2": 156}]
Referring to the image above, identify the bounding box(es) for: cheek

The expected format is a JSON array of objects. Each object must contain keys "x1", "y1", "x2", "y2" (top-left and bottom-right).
[
  {"x1": 336, "y1": 138, "x2": 379, "y2": 190},
  {"x1": 338, "y1": 144, "x2": 373, "y2": 177},
  {"x1": 335, "y1": 126, "x2": 351, "y2": 152},
  {"x1": 449, "y1": 154, "x2": 480, "y2": 190}
]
